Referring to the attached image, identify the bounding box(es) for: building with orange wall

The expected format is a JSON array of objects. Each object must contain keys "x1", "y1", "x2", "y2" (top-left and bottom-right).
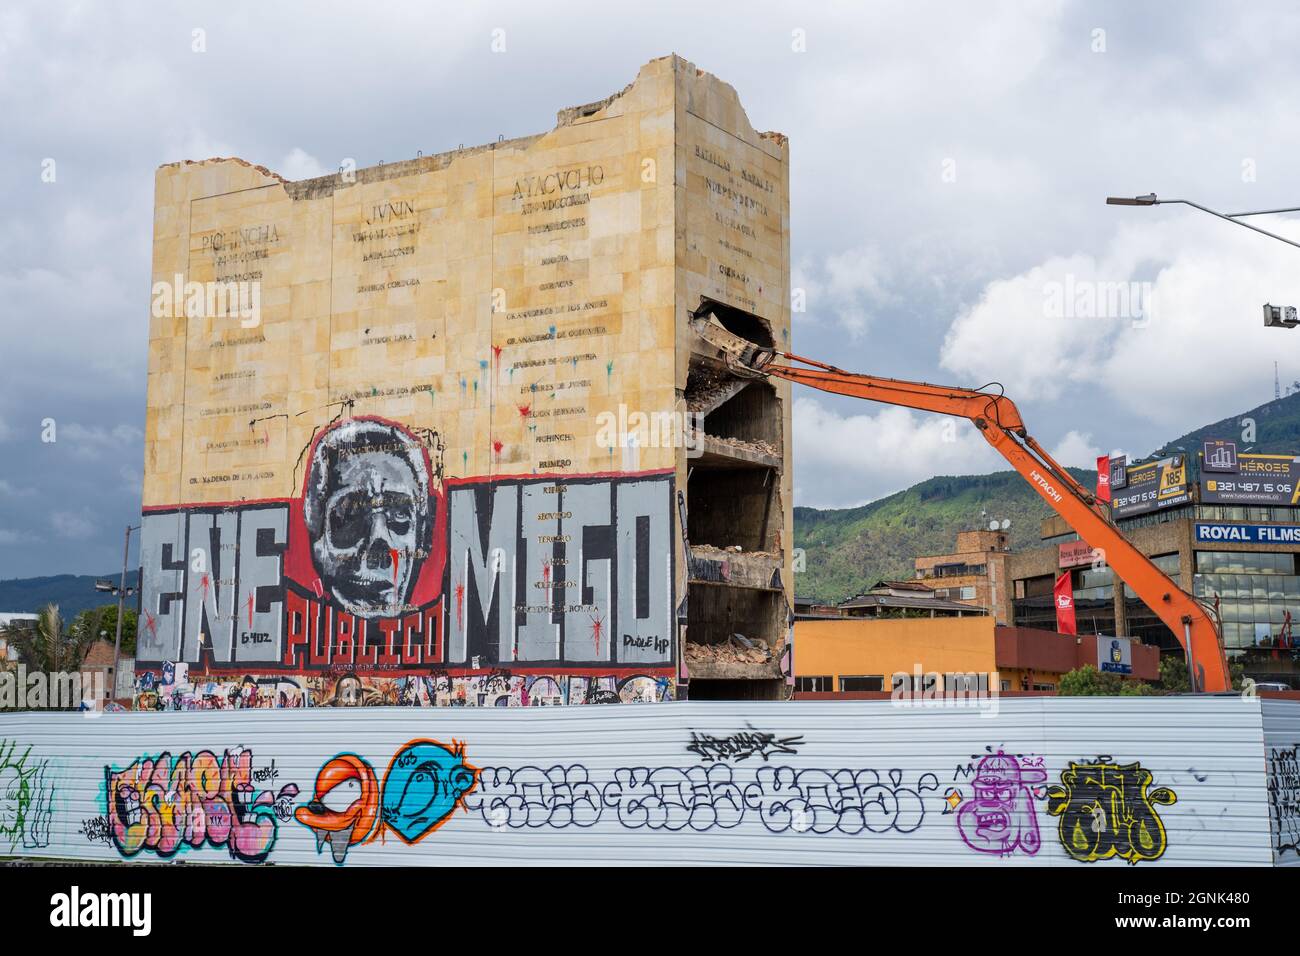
[{"x1": 793, "y1": 617, "x2": 1158, "y2": 694}]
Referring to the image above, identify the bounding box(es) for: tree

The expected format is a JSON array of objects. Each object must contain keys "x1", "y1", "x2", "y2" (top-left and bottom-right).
[
  {"x1": 1057, "y1": 664, "x2": 1153, "y2": 696},
  {"x1": 0, "y1": 603, "x2": 99, "y2": 674},
  {"x1": 71, "y1": 604, "x2": 137, "y2": 657},
  {"x1": 1155, "y1": 654, "x2": 1246, "y2": 693},
  {"x1": 1156, "y1": 655, "x2": 1190, "y2": 693}
]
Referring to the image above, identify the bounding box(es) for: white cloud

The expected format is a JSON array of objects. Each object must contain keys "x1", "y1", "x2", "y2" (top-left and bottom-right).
[
  {"x1": 51, "y1": 509, "x2": 95, "y2": 539},
  {"x1": 940, "y1": 214, "x2": 1300, "y2": 425},
  {"x1": 810, "y1": 244, "x2": 893, "y2": 337},
  {"x1": 278, "y1": 147, "x2": 327, "y2": 181},
  {"x1": 1050, "y1": 430, "x2": 1102, "y2": 469},
  {"x1": 791, "y1": 396, "x2": 1002, "y2": 509},
  {"x1": 57, "y1": 423, "x2": 145, "y2": 460}
]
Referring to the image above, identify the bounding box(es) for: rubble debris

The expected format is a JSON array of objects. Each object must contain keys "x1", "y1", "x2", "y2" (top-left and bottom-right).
[
  {"x1": 705, "y1": 434, "x2": 780, "y2": 457},
  {"x1": 684, "y1": 634, "x2": 773, "y2": 665},
  {"x1": 691, "y1": 543, "x2": 773, "y2": 558}
]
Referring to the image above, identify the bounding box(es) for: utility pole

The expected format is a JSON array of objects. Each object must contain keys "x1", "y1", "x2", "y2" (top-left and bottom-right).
[{"x1": 99, "y1": 525, "x2": 140, "y2": 705}]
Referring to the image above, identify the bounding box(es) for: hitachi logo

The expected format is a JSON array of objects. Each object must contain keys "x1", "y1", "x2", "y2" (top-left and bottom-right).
[{"x1": 1031, "y1": 470, "x2": 1063, "y2": 502}]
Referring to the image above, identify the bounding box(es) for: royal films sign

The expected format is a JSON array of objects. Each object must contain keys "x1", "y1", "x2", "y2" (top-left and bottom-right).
[{"x1": 1194, "y1": 522, "x2": 1300, "y2": 545}]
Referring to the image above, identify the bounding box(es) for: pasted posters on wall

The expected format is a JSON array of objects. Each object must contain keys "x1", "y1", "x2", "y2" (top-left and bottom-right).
[{"x1": 136, "y1": 416, "x2": 675, "y2": 707}]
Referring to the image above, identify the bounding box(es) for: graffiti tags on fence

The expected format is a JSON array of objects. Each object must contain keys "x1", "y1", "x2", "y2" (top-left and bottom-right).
[
  {"x1": 1046, "y1": 757, "x2": 1177, "y2": 864},
  {"x1": 296, "y1": 738, "x2": 478, "y2": 864},
  {"x1": 463, "y1": 764, "x2": 938, "y2": 835},
  {"x1": 686, "y1": 726, "x2": 804, "y2": 763},
  {"x1": 105, "y1": 747, "x2": 299, "y2": 864},
  {"x1": 1268, "y1": 743, "x2": 1300, "y2": 856},
  {"x1": 0, "y1": 739, "x2": 54, "y2": 851},
  {"x1": 951, "y1": 749, "x2": 1047, "y2": 857}
]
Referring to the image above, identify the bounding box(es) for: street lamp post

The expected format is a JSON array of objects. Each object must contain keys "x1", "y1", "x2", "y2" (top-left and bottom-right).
[
  {"x1": 1106, "y1": 193, "x2": 1300, "y2": 251},
  {"x1": 95, "y1": 525, "x2": 139, "y2": 704}
]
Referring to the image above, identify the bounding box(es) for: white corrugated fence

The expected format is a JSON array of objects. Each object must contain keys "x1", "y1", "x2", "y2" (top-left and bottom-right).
[{"x1": 1, "y1": 696, "x2": 1297, "y2": 865}]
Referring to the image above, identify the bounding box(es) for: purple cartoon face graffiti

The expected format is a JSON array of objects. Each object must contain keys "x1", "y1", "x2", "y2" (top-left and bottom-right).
[{"x1": 956, "y1": 751, "x2": 1047, "y2": 856}]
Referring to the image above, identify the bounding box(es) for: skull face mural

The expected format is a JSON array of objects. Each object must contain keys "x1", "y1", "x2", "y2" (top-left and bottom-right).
[{"x1": 303, "y1": 419, "x2": 436, "y2": 618}]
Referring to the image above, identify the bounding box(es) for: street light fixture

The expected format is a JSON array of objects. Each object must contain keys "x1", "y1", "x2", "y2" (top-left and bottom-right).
[
  {"x1": 1106, "y1": 193, "x2": 1300, "y2": 251},
  {"x1": 1264, "y1": 304, "x2": 1299, "y2": 329},
  {"x1": 1105, "y1": 193, "x2": 1157, "y2": 206}
]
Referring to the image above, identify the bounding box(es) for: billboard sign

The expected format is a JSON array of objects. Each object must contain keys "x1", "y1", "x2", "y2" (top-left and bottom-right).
[
  {"x1": 1194, "y1": 522, "x2": 1300, "y2": 545},
  {"x1": 1109, "y1": 456, "x2": 1127, "y2": 490},
  {"x1": 1059, "y1": 539, "x2": 1103, "y2": 569},
  {"x1": 1202, "y1": 440, "x2": 1239, "y2": 473},
  {"x1": 1098, "y1": 636, "x2": 1133, "y2": 675},
  {"x1": 1200, "y1": 450, "x2": 1300, "y2": 506},
  {"x1": 1111, "y1": 455, "x2": 1190, "y2": 518}
]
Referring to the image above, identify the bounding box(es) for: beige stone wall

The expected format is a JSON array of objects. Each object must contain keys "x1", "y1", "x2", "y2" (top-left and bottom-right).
[
  {"x1": 148, "y1": 58, "x2": 696, "y2": 506},
  {"x1": 139, "y1": 55, "x2": 793, "y2": 704},
  {"x1": 672, "y1": 59, "x2": 793, "y2": 606}
]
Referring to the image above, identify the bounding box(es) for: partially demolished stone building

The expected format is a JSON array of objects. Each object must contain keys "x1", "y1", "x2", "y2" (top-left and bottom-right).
[{"x1": 138, "y1": 55, "x2": 792, "y2": 707}]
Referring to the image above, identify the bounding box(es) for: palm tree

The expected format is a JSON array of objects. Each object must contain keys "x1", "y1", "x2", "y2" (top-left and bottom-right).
[{"x1": 1, "y1": 604, "x2": 99, "y2": 675}]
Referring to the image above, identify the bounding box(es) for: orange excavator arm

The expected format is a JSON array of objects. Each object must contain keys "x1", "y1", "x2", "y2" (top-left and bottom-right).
[{"x1": 691, "y1": 309, "x2": 1231, "y2": 692}]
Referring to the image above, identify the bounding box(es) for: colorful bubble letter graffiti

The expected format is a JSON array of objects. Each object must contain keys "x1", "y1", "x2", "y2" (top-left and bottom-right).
[
  {"x1": 1046, "y1": 757, "x2": 1177, "y2": 864},
  {"x1": 296, "y1": 738, "x2": 478, "y2": 864},
  {"x1": 105, "y1": 748, "x2": 299, "y2": 864}
]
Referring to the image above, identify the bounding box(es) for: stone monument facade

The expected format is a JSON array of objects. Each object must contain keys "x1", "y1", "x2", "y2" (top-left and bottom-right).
[{"x1": 139, "y1": 55, "x2": 792, "y2": 708}]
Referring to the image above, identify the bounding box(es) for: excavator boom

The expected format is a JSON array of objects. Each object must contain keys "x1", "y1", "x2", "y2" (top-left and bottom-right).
[{"x1": 691, "y1": 308, "x2": 1231, "y2": 692}]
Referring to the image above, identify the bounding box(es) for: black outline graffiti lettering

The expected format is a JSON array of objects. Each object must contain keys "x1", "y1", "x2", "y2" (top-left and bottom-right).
[{"x1": 686, "y1": 725, "x2": 804, "y2": 763}]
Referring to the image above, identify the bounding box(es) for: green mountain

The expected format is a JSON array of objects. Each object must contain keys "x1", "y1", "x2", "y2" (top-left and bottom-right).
[
  {"x1": 1156, "y1": 392, "x2": 1300, "y2": 464},
  {"x1": 794, "y1": 469, "x2": 1090, "y2": 603},
  {"x1": 794, "y1": 391, "x2": 1300, "y2": 604},
  {"x1": 0, "y1": 572, "x2": 139, "y2": 618}
]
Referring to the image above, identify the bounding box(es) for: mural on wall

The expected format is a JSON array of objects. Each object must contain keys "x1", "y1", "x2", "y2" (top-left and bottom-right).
[
  {"x1": 105, "y1": 747, "x2": 299, "y2": 864},
  {"x1": 950, "y1": 749, "x2": 1048, "y2": 857},
  {"x1": 136, "y1": 415, "x2": 676, "y2": 708},
  {"x1": 0, "y1": 740, "x2": 54, "y2": 852},
  {"x1": 1267, "y1": 743, "x2": 1300, "y2": 856},
  {"x1": 1046, "y1": 757, "x2": 1177, "y2": 864},
  {"x1": 296, "y1": 739, "x2": 477, "y2": 864}
]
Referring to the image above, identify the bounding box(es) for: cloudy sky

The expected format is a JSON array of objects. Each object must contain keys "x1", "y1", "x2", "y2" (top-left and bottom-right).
[{"x1": 2, "y1": 0, "x2": 1299, "y2": 578}]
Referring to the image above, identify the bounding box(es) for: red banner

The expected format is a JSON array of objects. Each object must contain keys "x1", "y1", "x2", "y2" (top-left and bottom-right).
[
  {"x1": 1054, "y1": 571, "x2": 1077, "y2": 636},
  {"x1": 1095, "y1": 454, "x2": 1111, "y2": 504}
]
